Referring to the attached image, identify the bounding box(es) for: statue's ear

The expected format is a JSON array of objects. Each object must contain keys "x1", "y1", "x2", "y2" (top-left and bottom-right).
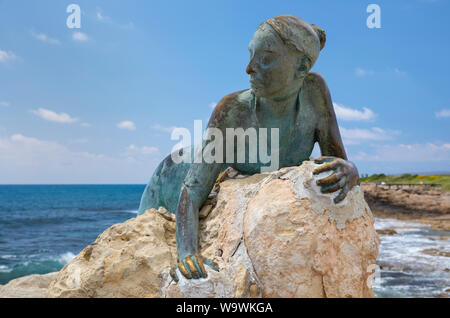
[{"x1": 295, "y1": 55, "x2": 309, "y2": 79}]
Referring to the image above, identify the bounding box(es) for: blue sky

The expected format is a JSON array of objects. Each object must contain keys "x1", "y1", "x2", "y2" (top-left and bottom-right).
[{"x1": 0, "y1": 0, "x2": 449, "y2": 184}]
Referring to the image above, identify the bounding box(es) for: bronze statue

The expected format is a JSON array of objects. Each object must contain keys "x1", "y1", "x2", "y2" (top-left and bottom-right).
[{"x1": 138, "y1": 15, "x2": 359, "y2": 282}]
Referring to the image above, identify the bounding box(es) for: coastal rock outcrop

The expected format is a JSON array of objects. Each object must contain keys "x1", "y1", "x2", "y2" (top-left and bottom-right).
[
  {"x1": 46, "y1": 161, "x2": 379, "y2": 298},
  {"x1": 0, "y1": 272, "x2": 58, "y2": 298}
]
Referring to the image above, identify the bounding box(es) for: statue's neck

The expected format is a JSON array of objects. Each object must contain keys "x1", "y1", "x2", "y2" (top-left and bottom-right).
[{"x1": 258, "y1": 80, "x2": 303, "y2": 117}]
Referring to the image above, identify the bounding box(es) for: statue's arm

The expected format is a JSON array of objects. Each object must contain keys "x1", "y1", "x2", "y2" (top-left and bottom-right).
[
  {"x1": 308, "y1": 73, "x2": 347, "y2": 159},
  {"x1": 172, "y1": 96, "x2": 234, "y2": 281},
  {"x1": 309, "y1": 73, "x2": 360, "y2": 203}
]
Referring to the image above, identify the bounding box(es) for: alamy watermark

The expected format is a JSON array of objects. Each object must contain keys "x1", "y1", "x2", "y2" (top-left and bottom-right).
[
  {"x1": 170, "y1": 120, "x2": 280, "y2": 173},
  {"x1": 66, "y1": 4, "x2": 81, "y2": 29},
  {"x1": 367, "y1": 4, "x2": 381, "y2": 29}
]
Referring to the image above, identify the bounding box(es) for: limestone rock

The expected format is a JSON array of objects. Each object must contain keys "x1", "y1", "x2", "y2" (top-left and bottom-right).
[
  {"x1": 0, "y1": 272, "x2": 58, "y2": 298},
  {"x1": 47, "y1": 161, "x2": 379, "y2": 298}
]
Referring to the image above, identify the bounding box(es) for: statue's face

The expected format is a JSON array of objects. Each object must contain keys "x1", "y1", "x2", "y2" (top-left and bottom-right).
[{"x1": 247, "y1": 23, "x2": 300, "y2": 98}]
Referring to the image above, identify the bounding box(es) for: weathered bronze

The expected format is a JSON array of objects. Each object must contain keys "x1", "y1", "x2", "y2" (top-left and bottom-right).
[{"x1": 138, "y1": 15, "x2": 359, "y2": 281}]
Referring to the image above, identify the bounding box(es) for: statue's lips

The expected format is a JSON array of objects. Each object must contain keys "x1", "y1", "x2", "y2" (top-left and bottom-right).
[{"x1": 250, "y1": 80, "x2": 264, "y2": 88}]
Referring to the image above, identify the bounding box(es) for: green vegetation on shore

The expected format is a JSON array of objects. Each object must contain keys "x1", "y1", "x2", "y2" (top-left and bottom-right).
[{"x1": 360, "y1": 174, "x2": 450, "y2": 191}]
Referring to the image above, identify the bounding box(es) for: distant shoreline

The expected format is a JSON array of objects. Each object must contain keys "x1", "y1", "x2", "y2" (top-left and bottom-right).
[{"x1": 362, "y1": 183, "x2": 450, "y2": 231}]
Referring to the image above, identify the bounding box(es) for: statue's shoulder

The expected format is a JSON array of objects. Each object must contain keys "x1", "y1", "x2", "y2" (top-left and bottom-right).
[
  {"x1": 303, "y1": 72, "x2": 330, "y2": 96},
  {"x1": 302, "y1": 72, "x2": 332, "y2": 111},
  {"x1": 209, "y1": 89, "x2": 253, "y2": 127}
]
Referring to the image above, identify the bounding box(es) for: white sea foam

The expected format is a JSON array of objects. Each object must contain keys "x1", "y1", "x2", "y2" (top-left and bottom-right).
[
  {"x1": 0, "y1": 265, "x2": 12, "y2": 273},
  {"x1": 121, "y1": 210, "x2": 139, "y2": 214},
  {"x1": 0, "y1": 255, "x2": 16, "y2": 260},
  {"x1": 374, "y1": 217, "x2": 450, "y2": 297},
  {"x1": 56, "y1": 252, "x2": 76, "y2": 264}
]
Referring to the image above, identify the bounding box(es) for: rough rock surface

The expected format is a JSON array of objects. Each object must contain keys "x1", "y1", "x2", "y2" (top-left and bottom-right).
[
  {"x1": 0, "y1": 272, "x2": 58, "y2": 298},
  {"x1": 47, "y1": 161, "x2": 379, "y2": 298},
  {"x1": 362, "y1": 183, "x2": 450, "y2": 231}
]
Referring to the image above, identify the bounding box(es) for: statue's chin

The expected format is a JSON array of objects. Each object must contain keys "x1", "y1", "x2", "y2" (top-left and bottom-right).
[{"x1": 251, "y1": 87, "x2": 267, "y2": 98}]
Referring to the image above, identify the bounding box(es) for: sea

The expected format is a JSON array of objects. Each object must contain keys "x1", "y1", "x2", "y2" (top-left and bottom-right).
[{"x1": 0, "y1": 185, "x2": 449, "y2": 297}]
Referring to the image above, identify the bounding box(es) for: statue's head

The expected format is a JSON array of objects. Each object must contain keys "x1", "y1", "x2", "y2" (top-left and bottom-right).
[{"x1": 247, "y1": 15, "x2": 326, "y2": 98}]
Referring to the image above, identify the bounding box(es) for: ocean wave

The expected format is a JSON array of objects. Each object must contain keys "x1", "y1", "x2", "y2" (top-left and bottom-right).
[
  {"x1": 55, "y1": 252, "x2": 76, "y2": 264},
  {"x1": 120, "y1": 210, "x2": 139, "y2": 214},
  {"x1": 0, "y1": 265, "x2": 12, "y2": 273},
  {"x1": 0, "y1": 251, "x2": 76, "y2": 284},
  {"x1": 0, "y1": 254, "x2": 16, "y2": 260}
]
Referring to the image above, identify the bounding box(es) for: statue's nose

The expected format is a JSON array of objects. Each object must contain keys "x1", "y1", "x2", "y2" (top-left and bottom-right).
[{"x1": 246, "y1": 63, "x2": 255, "y2": 75}]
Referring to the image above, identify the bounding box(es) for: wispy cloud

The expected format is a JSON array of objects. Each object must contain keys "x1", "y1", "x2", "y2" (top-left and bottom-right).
[
  {"x1": 126, "y1": 144, "x2": 159, "y2": 155},
  {"x1": 72, "y1": 31, "x2": 89, "y2": 42},
  {"x1": 435, "y1": 109, "x2": 450, "y2": 118},
  {"x1": 69, "y1": 138, "x2": 89, "y2": 144},
  {"x1": 96, "y1": 11, "x2": 112, "y2": 23},
  {"x1": 96, "y1": 9, "x2": 135, "y2": 30},
  {"x1": 340, "y1": 126, "x2": 400, "y2": 145},
  {"x1": 0, "y1": 50, "x2": 17, "y2": 64},
  {"x1": 209, "y1": 102, "x2": 217, "y2": 109},
  {"x1": 31, "y1": 108, "x2": 79, "y2": 124},
  {"x1": 0, "y1": 101, "x2": 10, "y2": 107},
  {"x1": 333, "y1": 103, "x2": 376, "y2": 121},
  {"x1": 117, "y1": 121, "x2": 136, "y2": 131},
  {"x1": 151, "y1": 124, "x2": 178, "y2": 133},
  {"x1": 355, "y1": 67, "x2": 407, "y2": 78},
  {"x1": 354, "y1": 142, "x2": 450, "y2": 162},
  {"x1": 0, "y1": 134, "x2": 162, "y2": 184},
  {"x1": 355, "y1": 67, "x2": 374, "y2": 77},
  {"x1": 31, "y1": 31, "x2": 60, "y2": 45}
]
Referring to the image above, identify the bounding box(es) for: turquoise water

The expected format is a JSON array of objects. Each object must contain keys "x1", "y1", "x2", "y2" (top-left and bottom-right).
[{"x1": 0, "y1": 185, "x2": 143, "y2": 284}]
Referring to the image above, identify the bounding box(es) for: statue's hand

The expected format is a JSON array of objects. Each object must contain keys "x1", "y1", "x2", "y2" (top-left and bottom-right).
[
  {"x1": 312, "y1": 156, "x2": 360, "y2": 204},
  {"x1": 169, "y1": 254, "x2": 219, "y2": 283}
]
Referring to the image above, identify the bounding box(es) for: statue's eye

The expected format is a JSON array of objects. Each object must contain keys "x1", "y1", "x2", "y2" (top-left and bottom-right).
[{"x1": 261, "y1": 52, "x2": 275, "y2": 65}]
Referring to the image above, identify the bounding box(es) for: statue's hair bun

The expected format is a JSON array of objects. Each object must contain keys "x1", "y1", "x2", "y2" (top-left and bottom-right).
[{"x1": 311, "y1": 24, "x2": 326, "y2": 51}]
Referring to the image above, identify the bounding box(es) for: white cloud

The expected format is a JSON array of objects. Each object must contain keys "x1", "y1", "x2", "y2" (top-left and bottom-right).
[
  {"x1": 80, "y1": 122, "x2": 92, "y2": 127},
  {"x1": 0, "y1": 101, "x2": 10, "y2": 107},
  {"x1": 209, "y1": 102, "x2": 217, "y2": 109},
  {"x1": 355, "y1": 67, "x2": 374, "y2": 77},
  {"x1": 354, "y1": 143, "x2": 450, "y2": 162},
  {"x1": 31, "y1": 31, "x2": 60, "y2": 45},
  {"x1": 0, "y1": 50, "x2": 17, "y2": 64},
  {"x1": 96, "y1": 11, "x2": 112, "y2": 23},
  {"x1": 31, "y1": 108, "x2": 79, "y2": 123},
  {"x1": 126, "y1": 144, "x2": 159, "y2": 155},
  {"x1": 96, "y1": 9, "x2": 134, "y2": 30},
  {"x1": 340, "y1": 127, "x2": 400, "y2": 145},
  {"x1": 72, "y1": 32, "x2": 89, "y2": 42},
  {"x1": 151, "y1": 124, "x2": 178, "y2": 133},
  {"x1": 435, "y1": 109, "x2": 450, "y2": 118},
  {"x1": 117, "y1": 121, "x2": 136, "y2": 131},
  {"x1": 333, "y1": 103, "x2": 376, "y2": 121},
  {"x1": 0, "y1": 134, "x2": 160, "y2": 184},
  {"x1": 70, "y1": 138, "x2": 88, "y2": 144}
]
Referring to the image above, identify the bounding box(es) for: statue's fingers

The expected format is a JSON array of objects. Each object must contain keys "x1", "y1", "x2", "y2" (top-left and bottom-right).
[
  {"x1": 185, "y1": 256, "x2": 200, "y2": 279},
  {"x1": 194, "y1": 254, "x2": 207, "y2": 278},
  {"x1": 334, "y1": 184, "x2": 349, "y2": 204},
  {"x1": 203, "y1": 258, "x2": 219, "y2": 272},
  {"x1": 314, "y1": 156, "x2": 335, "y2": 164},
  {"x1": 313, "y1": 161, "x2": 338, "y2": 175},
  {"x1": 316, "y1": 171, "x2": 344, "y2": 186},
  {"x1": 178, "y1": 260, "x2": 192, "y2": 279},
  {"x1": 320, "y1": 177, "x2": 346, "y2": 194},
  {"x1": 170, "y1": 266, "x2": 179, "y2": 283}
]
